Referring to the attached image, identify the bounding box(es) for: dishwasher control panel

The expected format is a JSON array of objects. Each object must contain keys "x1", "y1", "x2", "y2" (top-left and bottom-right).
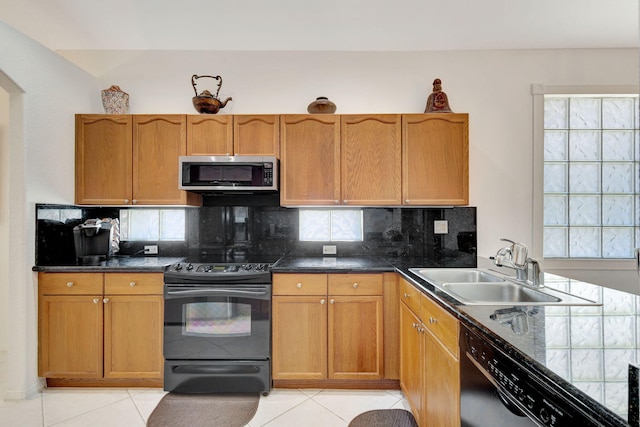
[{"x1": 463, "y1": 328, "x2": 603, "y2": 426}]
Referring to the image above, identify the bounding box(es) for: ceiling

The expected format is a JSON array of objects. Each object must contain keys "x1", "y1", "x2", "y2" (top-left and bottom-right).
[{"x1": 0, "y1": 0, "x2": 638, "y2": 52}]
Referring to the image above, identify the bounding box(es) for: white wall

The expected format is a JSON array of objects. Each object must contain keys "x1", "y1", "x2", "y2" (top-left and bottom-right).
[
  {"x1": 0, "y1": 21, "x2": 98, "y2": 399},
  {"x1": 0, "y1": 86, "x2": 8, "y2": 365}
]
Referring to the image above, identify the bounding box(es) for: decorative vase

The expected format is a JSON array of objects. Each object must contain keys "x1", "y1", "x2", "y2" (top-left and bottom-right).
[
  {"x1": 307, "y1": 97, "x2": 337, "y2": 114},
  {"x1": 101, "y1": 85, "x2": 129, "y2": 114}
]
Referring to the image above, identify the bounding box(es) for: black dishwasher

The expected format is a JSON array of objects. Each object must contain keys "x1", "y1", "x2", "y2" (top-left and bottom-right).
[{"x1": 460, "y1": 325, "x2": 605, "y2": 427}]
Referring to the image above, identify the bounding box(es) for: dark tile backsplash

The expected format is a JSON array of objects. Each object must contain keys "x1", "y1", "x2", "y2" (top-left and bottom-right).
[{"x1": 35, "y1": 203, "x2": 476, "y2": 266}]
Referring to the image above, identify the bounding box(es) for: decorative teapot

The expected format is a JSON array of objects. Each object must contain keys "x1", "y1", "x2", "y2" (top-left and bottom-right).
[{"x1": 191, "y1": 74, "x2": 232, "y2": 114}]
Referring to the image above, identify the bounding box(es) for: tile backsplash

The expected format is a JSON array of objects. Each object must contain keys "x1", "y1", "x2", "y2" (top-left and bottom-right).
[{"x1": 35, "y1": 203, "x2": 476, "y2": 266}]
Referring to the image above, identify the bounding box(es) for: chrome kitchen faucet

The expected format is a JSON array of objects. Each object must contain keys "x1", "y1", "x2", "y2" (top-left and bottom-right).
[{"x1": 492, "y1": 238, "x2": 541, "y2": 287}]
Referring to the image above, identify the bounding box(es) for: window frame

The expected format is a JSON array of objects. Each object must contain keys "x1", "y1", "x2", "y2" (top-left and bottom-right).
[{"x1": 532, "y1": 84, "x2": 640, "y2": 271}]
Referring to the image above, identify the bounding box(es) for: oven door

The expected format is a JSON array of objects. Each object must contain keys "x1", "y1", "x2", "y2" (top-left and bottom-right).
[{"x1": 164, "y1": 284, "x2": 271, "y2": 360}]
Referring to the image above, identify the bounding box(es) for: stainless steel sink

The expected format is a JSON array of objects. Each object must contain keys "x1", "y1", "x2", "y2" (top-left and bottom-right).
[
  {"x1": 408, "y1": 268, "x2": 599, "y2": 306},
  {"x1": 440, "y1": 282, "x2": 560, "y2": 304},
  {"x1": 409, "y1": 268, "x2": 505, "y2": 284}
]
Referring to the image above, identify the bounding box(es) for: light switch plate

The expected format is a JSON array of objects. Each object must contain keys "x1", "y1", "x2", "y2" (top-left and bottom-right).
[
  {"x1": 434, "y1": 220, "x2": 449, "y2": 234},
  {"x1": 323, "y1": 245, "x2": 337, "y2": 255}
]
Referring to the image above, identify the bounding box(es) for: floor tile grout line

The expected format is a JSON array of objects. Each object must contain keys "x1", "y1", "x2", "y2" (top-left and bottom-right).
[
  {"x1": 252, "y1": 392, "x2": 314, "y2": 427},
  {"x1": 127, "y1": 388, "x2": 150, "y2": 425}
]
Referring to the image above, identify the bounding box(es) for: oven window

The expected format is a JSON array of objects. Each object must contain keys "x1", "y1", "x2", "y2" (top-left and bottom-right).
[{"x1": 183, "y1": 301, "x2": 251, "y2": 337}]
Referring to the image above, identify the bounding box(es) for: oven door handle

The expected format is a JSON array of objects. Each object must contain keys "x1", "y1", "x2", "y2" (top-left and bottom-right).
[{"x1": 166, "y1": 288, "x2": 268, "y2": 297}]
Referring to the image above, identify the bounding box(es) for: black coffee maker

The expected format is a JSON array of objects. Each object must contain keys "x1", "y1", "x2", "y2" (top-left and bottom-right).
[{"x1": 73, "y1": 219, "x2": 114, "y2": 265}]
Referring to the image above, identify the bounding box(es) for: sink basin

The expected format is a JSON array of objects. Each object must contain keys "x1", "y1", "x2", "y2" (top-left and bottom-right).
[
  {"x1": 440, "y1": 282, "x2": 561, "y2": 304},
  {"x1": 408, "y1": 268, "x2": 600, "y2": 306},
  {"x1": 409, "y1": 268, "x2": 505, "y2": 284}
]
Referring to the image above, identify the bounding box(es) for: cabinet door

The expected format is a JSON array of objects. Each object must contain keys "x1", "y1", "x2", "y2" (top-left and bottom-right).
[
  {"x1": 400, "y1": 302, "x2": 422, "y2": 426},
  {"x1": 234, "y1": 115, "x2": 280, "y2": 156},
  {"x1": 186, "y1": 115, "x2": 233, "y2": 155},
  {"x1": 423, "y1": 329, "x2": 460, "y2": 427},
  {"x1": 75, "y1": 114, "x2": 133, "y2": 205},
  {"x1": 341, "y1": 115, "x2": 402, "y2": 205},
  {"x1": 133, "y1": 115, "x2": 199, "y2": 205},
  {"x1": 272, "y1": 296, "x2": 327, "y2": 380},
  {"x1": 328, "y1": 295, "x2": 383, "y2": 380},
  {"x1": 39, "y1": 295, "x2": 103, "y2": 378},
  {"x1": 280, "y1": 115, "x2": 341, "y2": 205},
  {"x1": 403, "y1": 113, "x2": 469, "y2": 205},
  {"x1": 103, "y1": 295, "x2": 164, "y2": 379}
]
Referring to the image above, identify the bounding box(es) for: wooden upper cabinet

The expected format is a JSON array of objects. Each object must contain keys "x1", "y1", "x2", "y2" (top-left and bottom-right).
[
  {"x1": 75, "y1": 115, "x2": 133, "y2": 205},
  {"x1": 341, "y1": 114, "x2": 402, "y2": 205},
  {"x1": 186, "y1": 114, "x2": 279, "y2": 157},
  {"x1": 280, "y1": 115, "x2": 341, "y2": 206},
  {"x1": 234, "y1": 115, "x2": 280, "y2": 157},
  {"x1": 186, "y1": 115, "x2": 233, "y2": 155},
  {"x1": 133, "y1": 115, "x2": 200, "y2": 205},
  {"x1": 402, "y1": 113, "x2": 469, "y2": 205}
]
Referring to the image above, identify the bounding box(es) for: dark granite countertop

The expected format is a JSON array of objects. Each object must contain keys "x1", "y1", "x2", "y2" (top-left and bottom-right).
[
  {"x1": 33, "y1": 256, "x2": 185, "y2": 273},
  {"x1": 272, "y1": 256, "x2": 395, "y2": 272},
  {"x1": 394, "y1": 257, "x2": 635, "y2": 427}
]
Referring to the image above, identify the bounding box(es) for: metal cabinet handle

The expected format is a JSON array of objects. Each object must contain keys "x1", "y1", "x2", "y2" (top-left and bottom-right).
[
  {"x1": 93, "y1": 298, "x2": 100, "y2": 304},
  {"x1": 296, "y1": 283, "x2": 302, "y2": 289},
  {"x1": 103, "y1": 298, "x2": 109, "y2": 303},
  {"x1": 130, "y1": 282, "x2": 136, "y2": 287},
  {"x1": 403, "y1": 293, "x2": 409, "y2": 298},
  {"x1": 353, "y1": 283, "x2": 358, "y2": 289},
  {"x1": 417, "y1": 327, "x2": 425, "y2": 333},
  {"x1": 330, "y1": 299, "x2": 335, "y2": 304},
  {"x1": 429, "y1": 317, "x2": 437, "y2": 324},
  {"x1": 66, "y1": 282, "x2": 74, "y2": 287},
  {"x1": 343, "y1": 200, "x2": 347, "y2": 204},
  {"x1": 132, "y1": 199, "x2": 138, "y2": 204},
  {"x1": 334, "y1": 200, "x2": 339, "y2": 204},
  {"x1": 320, "y1": 299, "x2": 326, "y2": 305},
  {"x1": 405, "y1": 199, "x2": 410, "y2": 203},
  {"x1": 124, "y1": 199, "x2": 129, "y2": 204}
]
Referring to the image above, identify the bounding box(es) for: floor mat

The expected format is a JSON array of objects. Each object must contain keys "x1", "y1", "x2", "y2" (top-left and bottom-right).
[
  {"x1": 147, "y1": 393, "x2": 259, "y2": 427},
  {"x1": 349, "y1": 409, "x2": 418, "y2": 427}
]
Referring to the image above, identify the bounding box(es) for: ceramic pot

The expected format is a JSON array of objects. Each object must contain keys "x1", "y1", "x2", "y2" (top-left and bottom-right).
[{"x1": 307, "y1": 97, "x2": 337, "y2": 114}]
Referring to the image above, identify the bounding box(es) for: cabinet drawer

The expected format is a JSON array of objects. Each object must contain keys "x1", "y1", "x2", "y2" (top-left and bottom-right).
[
  {"x1": 104, "y1": 273, "x2": 163, "y2": 295},
  {"x1": 39, "y1": 273, "x2": 103, "y2": 295},
  {"x1": 273, "y1": 274, "x2": 327, "y2": 295},
  {"x1": 421, "y1": 293, "x2": 459, "y2": 357},
  {"x1": 328, "y1": 274, "x2": 383, "y2": 296},
  {"x1": 399, "y1": 277, "x2": 421, "y2": 316}
]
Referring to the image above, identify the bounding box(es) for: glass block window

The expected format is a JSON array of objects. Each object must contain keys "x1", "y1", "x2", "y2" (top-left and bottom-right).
[
  {"x1": 299, "y1": 209, "x2": 363, "y2": 242},
  {"x1": 543, "y1": 96, "x2": 640, "y2": 258},
  {"x1": 120, "y1": 209, "x2": 186, "y2": 241}
]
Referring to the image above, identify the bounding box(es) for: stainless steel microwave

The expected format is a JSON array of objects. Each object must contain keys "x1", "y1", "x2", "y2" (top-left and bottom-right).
[{"x1": 179, "y1": 155, "x2": 278, "y2": 193}]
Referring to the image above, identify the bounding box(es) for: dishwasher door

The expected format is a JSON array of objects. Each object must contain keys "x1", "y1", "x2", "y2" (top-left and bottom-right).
[
  {"x1": 460, "y1": 350, "x2": 537, "y2": 426},
  {"x1": 460, "y1": 326, "x2": 538, "y2": 427}
]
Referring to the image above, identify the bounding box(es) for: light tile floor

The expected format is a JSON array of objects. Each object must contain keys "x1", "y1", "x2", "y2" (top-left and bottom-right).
[{"x1": 0, "y1": 387, "x2": 410, "y2": 427}]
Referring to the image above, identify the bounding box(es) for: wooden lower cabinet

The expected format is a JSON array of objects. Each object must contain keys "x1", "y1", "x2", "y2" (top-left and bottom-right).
[
  {"x1": 272, "y1": 273, "x2": 393, "y2": 388},
  {"x1": 399, "y1": 276, "x2": 461, "y2": 427},
  {"x1": 39, "y1": 294, "x2": 103, "y2": 378},
  {"x1": 38, "y1": 272, "x2": 163, "y2": 387},
  {"x1": 400, "y1": 302, "x2": 423, "y2": 425}
]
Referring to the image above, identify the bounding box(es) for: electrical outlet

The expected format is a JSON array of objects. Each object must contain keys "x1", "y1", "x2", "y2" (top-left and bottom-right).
[
  {"x1": 434, "y1": 220, "x2": 449, "y2": 234},
  {"x1": 144, "y1": 245, "x2": 158, "y2": 255},
  {"x1": 323, "y1": 245, "x2": 337, "y2": 255}
]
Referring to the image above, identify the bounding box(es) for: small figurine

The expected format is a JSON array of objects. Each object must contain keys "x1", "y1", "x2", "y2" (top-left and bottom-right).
[{"x1": 424, "y1": 78, "x2": 453, "y2": 113}]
